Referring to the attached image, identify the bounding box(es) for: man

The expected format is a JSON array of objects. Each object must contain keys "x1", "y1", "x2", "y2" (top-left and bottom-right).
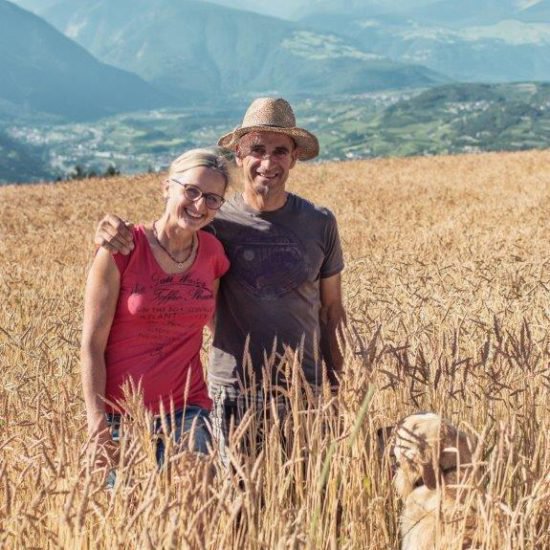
[{"x1": 95, "y1": 97, "x2": 346, "y2": 461}]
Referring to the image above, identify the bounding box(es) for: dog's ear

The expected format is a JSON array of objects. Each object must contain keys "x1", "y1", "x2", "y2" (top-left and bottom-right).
[
  {"x1": 376, "y1": 426, "x2": 394, "y2": 456},
  {"x1": 421, "y1": 460, "x2": 438, "y2": 490},
  {"x1": 440, "y1": 421, "x2": 474, "y2": 469}
]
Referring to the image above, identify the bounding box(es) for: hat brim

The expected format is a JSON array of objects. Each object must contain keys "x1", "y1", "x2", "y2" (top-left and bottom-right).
[{"x1": 218, "y1": 125, "x2": 319, "y2": 161}]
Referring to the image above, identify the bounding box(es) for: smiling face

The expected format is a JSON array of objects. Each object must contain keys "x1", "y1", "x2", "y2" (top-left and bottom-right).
[
  {"x1": 236, "y1": 131, "x2": 298, "y2": 202},
  {"x1": 163, "y1": 166, "x2": 226, "y2": 231}
]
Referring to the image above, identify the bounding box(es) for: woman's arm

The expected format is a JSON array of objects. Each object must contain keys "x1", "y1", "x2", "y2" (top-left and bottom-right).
[{"x1": 80, "y1": 248, "x2": 121, "y2": 440}]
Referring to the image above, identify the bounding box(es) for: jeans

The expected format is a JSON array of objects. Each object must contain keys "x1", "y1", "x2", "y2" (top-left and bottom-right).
[{"x1": 106, "y1": 405, "x2": 211, "y2": 486}]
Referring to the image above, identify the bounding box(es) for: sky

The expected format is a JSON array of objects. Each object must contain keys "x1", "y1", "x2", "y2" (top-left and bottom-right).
[{"x1": 10, "y1": 0, "x2": 441, "y2": 21}]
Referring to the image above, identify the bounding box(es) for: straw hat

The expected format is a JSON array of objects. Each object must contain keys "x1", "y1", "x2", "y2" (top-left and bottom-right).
[{"x1": 218, "y1": 97, "x2": 319, "y2": 161}]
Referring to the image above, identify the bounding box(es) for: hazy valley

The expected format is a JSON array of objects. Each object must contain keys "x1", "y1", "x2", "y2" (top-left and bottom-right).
[
  {"x1": 1, "y1": 0, "x2": 549, "y2": 183},
  {"x1": 3, "y1": 82, "x2": 549, "y2": 184}
]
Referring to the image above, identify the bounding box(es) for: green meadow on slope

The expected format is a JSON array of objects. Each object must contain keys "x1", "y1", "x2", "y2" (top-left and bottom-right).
[{"x1": 3, "y1": 82, "x2": 549, "y2": 183}]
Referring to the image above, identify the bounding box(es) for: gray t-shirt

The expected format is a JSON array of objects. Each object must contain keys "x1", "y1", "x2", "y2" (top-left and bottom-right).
[{"x1": 207, "y1": 192, "x2": 344, "y2": 388}]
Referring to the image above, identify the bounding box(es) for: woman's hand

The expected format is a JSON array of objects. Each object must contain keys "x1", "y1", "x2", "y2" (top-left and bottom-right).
[{"x1": 86, "y1": 414, "x2": 118, "y2": 470}]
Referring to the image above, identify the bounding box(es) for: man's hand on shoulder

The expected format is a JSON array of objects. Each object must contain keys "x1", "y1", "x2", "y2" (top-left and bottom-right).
[{"x1": 94, "y1": 214, "x2": 134, "y2": 255}]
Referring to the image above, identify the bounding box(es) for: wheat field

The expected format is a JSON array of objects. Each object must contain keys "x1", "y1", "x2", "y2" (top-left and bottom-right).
[{"x1": 0, "y1": 150, "x2": 549, "y2": 549}]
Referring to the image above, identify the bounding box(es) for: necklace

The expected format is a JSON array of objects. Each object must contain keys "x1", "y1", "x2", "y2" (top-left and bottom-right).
[{"x1": 152, "y1": 221, "x2": 195, "y2": 269}]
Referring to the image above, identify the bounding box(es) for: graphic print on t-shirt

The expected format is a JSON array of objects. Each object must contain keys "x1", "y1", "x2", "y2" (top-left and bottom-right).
[
  {"x1": 225, "y1": 223, "x2": 310, "y2": 299},
  {"x1": 125, "y1": 271, "x2": 214, "y2": 323}
]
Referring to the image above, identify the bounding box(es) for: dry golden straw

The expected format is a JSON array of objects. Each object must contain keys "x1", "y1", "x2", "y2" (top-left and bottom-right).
[{"x1": 0, "y1": 150, "x2": 549, "y2": 549}]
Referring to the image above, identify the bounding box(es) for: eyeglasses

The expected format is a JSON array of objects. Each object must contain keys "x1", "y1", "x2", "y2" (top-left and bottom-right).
[
  {"x1": 241, "y1": 145, "x2": 292, "y2": 161},
  {"x1": 170, "y1": 180, "x2": 225, "y2": 210}
]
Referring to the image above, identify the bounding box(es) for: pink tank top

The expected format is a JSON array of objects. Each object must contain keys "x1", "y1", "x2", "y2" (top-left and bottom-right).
[{"x1": 104, "y1": 225, "x2": 229, "y2": 414}]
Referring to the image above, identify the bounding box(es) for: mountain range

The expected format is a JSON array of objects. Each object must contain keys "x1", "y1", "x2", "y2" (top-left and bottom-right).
[
  {"x1": 2, "y1": 0, "x2": 549, "y2": 184},
  {"x1": 299, "y1": 0, "x2": 550, "y2": 82},
  {"x1": 6, "y1": 0, "x2": 549, "y2": 120},
  {"x1": 33, "y1": 0, "x2": 445, "y2": 104},
  {"x1": 0, "y1": 0, "x2": 170, "y2": 121}
]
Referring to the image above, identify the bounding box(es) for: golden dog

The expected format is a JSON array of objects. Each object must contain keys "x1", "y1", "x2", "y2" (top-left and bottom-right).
[{"x1": 391, "y1": 413, "x2": 478, "y2": 550}]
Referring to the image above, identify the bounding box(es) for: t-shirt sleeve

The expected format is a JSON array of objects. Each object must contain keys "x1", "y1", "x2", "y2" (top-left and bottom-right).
[
  {"x1": 206, "y1": 233, "x2": 230, "y2": 279},
  {"x1": 320, "y1": 209, "x2": 344, "y2": 279},
  {"x1": 112, "y1": 249, "x2": 132, "y2": 274},
  {"x1": 112, "y1": 227, "x2": 137, "y2": 274},
  {"x1": 216, "y1": 252, "x2": 230, "y2": 279}
]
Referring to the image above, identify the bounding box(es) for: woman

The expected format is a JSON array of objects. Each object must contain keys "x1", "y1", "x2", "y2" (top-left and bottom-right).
[{"x1": 80, "y1": 148, "x2": 231, "y2": 468}]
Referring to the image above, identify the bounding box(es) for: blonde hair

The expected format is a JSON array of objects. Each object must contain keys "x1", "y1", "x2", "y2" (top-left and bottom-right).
[{"x1": 169, "y1": 147, "x2": 234, "y2": 191}]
